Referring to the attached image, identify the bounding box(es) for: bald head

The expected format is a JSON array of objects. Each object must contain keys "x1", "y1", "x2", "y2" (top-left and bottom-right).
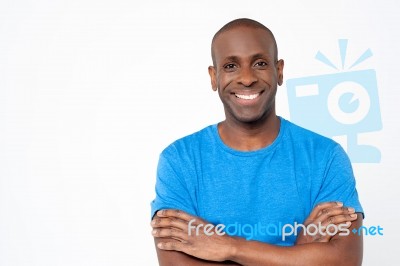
[{"x1": 211, "y1": 18, "x2": 278, "y2": 66}]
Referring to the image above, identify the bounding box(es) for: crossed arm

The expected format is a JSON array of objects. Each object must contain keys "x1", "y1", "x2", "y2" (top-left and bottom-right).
[{"x1": 151, "y1": 202, "x2": 363, "y2": 266}]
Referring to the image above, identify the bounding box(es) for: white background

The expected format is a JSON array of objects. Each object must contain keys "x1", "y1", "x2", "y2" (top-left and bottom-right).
[{"x1": 1, "y1": 0, "x2": 399, "y2": 265}]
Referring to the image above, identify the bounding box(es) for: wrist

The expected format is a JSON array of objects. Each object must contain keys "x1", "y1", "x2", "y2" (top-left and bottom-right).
[{"x1": 225, "y1": 236, "x2": 243, "y2": 262}]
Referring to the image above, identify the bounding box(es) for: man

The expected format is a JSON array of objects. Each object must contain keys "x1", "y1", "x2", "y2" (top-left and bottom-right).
[{"x1": 151, "y1": 18, "x2": 363, "y2": 265}]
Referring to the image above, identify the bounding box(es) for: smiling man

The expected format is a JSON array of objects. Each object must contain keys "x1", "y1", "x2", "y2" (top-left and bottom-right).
[{"x1": 151, "y1": 18, "x2": 363, "y2": 265}]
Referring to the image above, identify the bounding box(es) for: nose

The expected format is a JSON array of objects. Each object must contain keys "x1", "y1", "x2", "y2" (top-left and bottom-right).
[{"x1": 237, "y1": 67, "x2": 258, "y2": 87}]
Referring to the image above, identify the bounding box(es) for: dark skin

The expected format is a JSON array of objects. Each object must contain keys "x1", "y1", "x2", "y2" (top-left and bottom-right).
[
  {"x1": 152, "y1": 25, "x2": 363, "y2": 265},
  {"x1": 209, "y1": 26, "x2": 283, "y2": 151},
  {"x1": 152, "y1": 205, "x2": 361, "y2": 265}
]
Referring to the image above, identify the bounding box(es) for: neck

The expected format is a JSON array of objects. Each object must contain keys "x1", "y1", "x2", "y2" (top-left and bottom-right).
[{"x1": 218, "y1": 113, "x2": 281, "y2": 151}]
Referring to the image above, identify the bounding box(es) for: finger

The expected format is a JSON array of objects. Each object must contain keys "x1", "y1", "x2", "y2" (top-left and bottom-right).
[
  {"x1": 308, "y1": 202, "x2": 343, "y2": 220},
  {"x1": 319, "y1": 218, "x2": 354, "y2": 237},
  {"x1": 319, "y1": 213, "x2": 358, "y2": 227},
  {"x1": 157, "y1": 240, "x2": 185, "y2": 252},
  {"x1": 326, "y1": 221, "x2": 352, "y2": 233},
  {"x1": 301, "y1": 214, "x2": 355, "y2": 241},
  {"x1": 319, "y1": 221, "x2": 353, "y2": 241},
  {"x1": 313, "y1": 232, "x2": 334, "y2": 243},
  {"x1": 299, "y1": 221, "x2": 351, "y2": 243},
  {"x1": 157, "y1": 209, "x2": 198, "y2": 223},
  {"x1": 317, "y1": 206, "x2": 355, "y2": 218},
  {"x1": 312, "y1": 206, "x2": 351, "y2": 224},
  {"x1": 151, "y1": 217, "x2": 190, "y2": 232},
  {"x1": 315, "y1": 207, "x2": 357, "y2": 225},
  {"x1": 152, "y1": 228, "x2": 188, "y2": 242}
]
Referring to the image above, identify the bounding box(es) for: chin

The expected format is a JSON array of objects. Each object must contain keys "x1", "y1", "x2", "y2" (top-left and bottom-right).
[
  {"x1": 223, "y1": 101, "x2": 275, "y2": 124},
  {"x1": 233, "y1": 113, "x2": 267, "y2": 124},
  {"x1": 231, "y1": 108, "x2": 275, "y2": 125}
]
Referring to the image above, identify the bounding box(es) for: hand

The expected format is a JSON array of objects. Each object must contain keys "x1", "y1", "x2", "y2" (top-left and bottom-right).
[
  {"x1": 151, "y1": 209, "x2": 236, "y2": 262},
  {"x1": 295, "y1": 202, "x2": 358, "y2": 245}
]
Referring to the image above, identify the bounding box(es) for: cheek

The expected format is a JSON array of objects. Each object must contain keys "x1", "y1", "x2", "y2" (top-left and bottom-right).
[
  {"x1": 217, "y1": 74, "x2": 234, "y2": 90},
  {"x1": 259, "y1": 74, "x2": 278, "y2": 87}
]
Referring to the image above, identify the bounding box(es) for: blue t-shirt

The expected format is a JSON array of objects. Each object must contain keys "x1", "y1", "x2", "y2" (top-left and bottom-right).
[{"x1": 151, "y1": 117, "x2": 363, "y2": 246}]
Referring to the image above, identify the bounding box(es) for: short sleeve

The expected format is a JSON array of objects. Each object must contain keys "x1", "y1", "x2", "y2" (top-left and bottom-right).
[
  {"x1": 314, "y1": 144, "x2": 364, "y2": 218},
  {"x1": 150, "y1": 147, "x2": 197, "y2": 220}
]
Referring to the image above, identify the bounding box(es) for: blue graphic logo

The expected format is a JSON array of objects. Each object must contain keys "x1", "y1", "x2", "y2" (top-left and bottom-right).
[{"x1": 286, "y1": 39, "x2": 382, "y2": 163}]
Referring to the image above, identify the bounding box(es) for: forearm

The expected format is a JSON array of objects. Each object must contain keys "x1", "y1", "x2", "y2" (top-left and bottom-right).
[
  {"x1": 228, "y1": 236, "x2": 362, "y2": 266},
  {"x1": 225, "y1": 214, "x2": 363, "y2": 266},
  {"x1": 155, "y1": 238, "x2": 240, "y2": 266},
  {"x1": 152, "y1": 210, "x2": 363, "y2": 266}
]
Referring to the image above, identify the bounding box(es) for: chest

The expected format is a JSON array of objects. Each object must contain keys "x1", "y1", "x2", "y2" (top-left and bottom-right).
[{"x1": 192, "y1": 153, "x2": 315, "y2": 245}]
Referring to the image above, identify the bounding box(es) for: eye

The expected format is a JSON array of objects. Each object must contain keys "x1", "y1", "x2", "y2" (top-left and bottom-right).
[
  {"x1": 254, "y1": 61, "x2": 268, "y2": 68},
  {"x1": 223, "y1": 63, "x2": 237, "y2": 71}
]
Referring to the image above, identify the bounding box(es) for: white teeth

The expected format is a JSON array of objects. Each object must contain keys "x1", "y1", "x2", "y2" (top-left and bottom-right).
[{"x1": 235, "y1": 93, "x2": 260, "y2": 100}]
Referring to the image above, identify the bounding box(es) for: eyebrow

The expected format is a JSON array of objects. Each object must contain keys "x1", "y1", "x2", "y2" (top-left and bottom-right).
[
  {"x1": 223, "y1": 55, "x2": 240, "y2": 62},
  {"x1": 251, "y1": 53, "x2": 269, "y2": 61},
  {"x1": 222, "y1": 53, "x2": 270, "y2": 63}
]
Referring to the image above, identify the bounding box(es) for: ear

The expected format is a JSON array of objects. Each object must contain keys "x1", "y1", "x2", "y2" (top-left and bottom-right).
[
  {"x1": 276, "y1": 59, "x2": 284, "y2": 86},
  {"x1": 208, "y1": 66, "x2": 217, "y2": 91}
]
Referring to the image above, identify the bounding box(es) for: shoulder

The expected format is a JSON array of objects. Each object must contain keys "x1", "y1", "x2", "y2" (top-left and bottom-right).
[
  {"x1": 281, "y1": 117, "x2": 345, "y2": 160},
  {"x1": 160, "y1": 124, "x2": 216, "y2": 159},
  {"x1": 283, "y1": 118, "x2": 332, "y2": 143}
]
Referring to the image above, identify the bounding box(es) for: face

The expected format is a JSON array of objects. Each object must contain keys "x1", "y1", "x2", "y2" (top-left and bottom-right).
[{"x1": 208, "y1": 26, "x2": 284, "y2": 124}]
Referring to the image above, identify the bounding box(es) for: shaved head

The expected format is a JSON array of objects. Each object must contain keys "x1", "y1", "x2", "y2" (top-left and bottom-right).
[{"x1": 211, "y1": 18, "x2": 278, "y2": 66}]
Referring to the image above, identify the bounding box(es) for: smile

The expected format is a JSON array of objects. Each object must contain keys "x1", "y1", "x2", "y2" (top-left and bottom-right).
[{"x1": 234, "y1": 93, "x2": 260, "y2": 100}]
